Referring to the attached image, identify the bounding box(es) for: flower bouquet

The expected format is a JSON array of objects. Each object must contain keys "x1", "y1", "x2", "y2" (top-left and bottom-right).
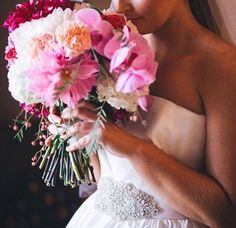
[{"x1": 3, "y1": 0, "x2": 158, "y2": 188}]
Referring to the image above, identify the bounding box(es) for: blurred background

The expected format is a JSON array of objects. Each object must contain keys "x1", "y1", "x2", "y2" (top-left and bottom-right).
[{"x1": 0, "y1": 0, "x2": 109, "y2": 227}]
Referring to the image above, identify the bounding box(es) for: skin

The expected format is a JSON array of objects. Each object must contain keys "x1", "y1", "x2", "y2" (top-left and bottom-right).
[{"x1": 49, "y1": 0, "x2": 236, "y2": 227}]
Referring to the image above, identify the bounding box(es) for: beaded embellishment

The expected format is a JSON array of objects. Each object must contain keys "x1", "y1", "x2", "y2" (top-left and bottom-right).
[{"x1": 94, "y1": 177, "x2": 161, "y2": 221}]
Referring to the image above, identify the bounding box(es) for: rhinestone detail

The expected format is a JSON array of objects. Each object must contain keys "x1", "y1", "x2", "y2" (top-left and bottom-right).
[{"x1": 94, "y1": 177, "x2": 161, "y2": 221}]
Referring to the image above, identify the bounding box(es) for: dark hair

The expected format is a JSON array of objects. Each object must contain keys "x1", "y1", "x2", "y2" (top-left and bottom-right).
[{"x1": 189, "y1": 0, "x2": 220, "y2": 34}]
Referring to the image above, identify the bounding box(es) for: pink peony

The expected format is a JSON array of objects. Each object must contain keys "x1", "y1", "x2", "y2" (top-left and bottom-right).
[
  {"x1": 3, "y1": 0, "x2": 74, "y2": 32},
  {"x1": 28, "y1": 49, "x2": 98, "y2": 107}
]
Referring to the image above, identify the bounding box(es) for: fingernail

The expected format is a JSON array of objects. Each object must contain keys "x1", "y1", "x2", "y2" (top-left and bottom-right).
[
  {"x1": 78, "y1": 135, "x2": 90, "y2": 147},
  {"x1": 66, "y1": 145, "x2": 74, "y2": 152}
]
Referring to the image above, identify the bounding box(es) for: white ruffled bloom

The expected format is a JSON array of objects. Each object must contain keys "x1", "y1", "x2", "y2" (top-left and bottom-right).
[
  {"x1": 97, "y1": 76, "x2": 140, "y2": 112},
  {"x1": 10, "y1": 8, "x2": 78, "y2": 62},
  {"x1": 8, "y1": 60, "x2": 42, "y2": 104}
]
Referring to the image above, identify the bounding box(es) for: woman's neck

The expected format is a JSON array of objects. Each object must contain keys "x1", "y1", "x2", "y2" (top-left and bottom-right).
[{"x1": 146, "y1": 2, "x2": 208, "y2": 61}]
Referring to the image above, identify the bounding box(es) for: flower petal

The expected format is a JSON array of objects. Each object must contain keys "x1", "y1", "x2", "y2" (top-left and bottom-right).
[
  {"x1": 75, "y1": 8, "x2": 102, "y2": 30},
  {"x1": 110, "y1": 46, "x2": 131, "y2": 72}
]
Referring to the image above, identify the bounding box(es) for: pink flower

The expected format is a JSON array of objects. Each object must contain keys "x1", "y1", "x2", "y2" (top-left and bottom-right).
[
  {"x1": 3, "y1": 0, "x2": 74, "y2": 32},
  {"x1": 108, "y1": 28, "x2": 154, "y2": 72},
  {"x1": 20, "y1": 103, "x2": 49, "y2": 118},
  {"x1": 138, "y1": 95, "x2": 154, "y2": 112},
  {"x1": 28, "y1": 49, "x2": 98, "y2": 107},
  {"x1": 115, "y1": 68, "x2": 155, "y2": 93},
  {"x1": 75, "y1": 8, "x2": 114, "y2": 55},
  {"x1": 106, "y1": 28, "x2": 158, "y2": 95}
]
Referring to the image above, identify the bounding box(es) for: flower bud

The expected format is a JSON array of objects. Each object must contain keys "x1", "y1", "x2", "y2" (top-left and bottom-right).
[
  {"x1": 31, "y1": 141, "x2": 37, "y2": 146},
  {"x1": 13, "y1": 125, "x2": 19, "y2": 131}
]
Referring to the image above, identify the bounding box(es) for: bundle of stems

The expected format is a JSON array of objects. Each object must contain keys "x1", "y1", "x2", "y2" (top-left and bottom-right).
[{"x1": 39, "y1": 135, "x2": 96, "y2": 187}]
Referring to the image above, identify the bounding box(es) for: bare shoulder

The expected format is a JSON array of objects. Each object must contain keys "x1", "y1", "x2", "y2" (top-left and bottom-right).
[{"x1": 198, "y1": 37, "x2": 236, "y2": 106}]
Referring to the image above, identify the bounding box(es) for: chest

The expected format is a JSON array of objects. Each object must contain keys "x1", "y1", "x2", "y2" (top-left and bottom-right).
[{"x1": 150, "y1": 55, "x2": 205, "y2": 115}]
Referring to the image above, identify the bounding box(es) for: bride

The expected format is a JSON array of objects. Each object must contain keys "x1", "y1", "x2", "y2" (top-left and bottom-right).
[{"x1": 59, "y1": 0, "x2": 236, "y2": 227}]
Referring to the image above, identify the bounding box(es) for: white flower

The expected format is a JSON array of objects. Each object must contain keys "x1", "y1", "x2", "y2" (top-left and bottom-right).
[
  {"x1": 97, "y1": 76, "x2": 139, "y2": 112},
  {"x1": 7, "y1": 60, "x2": 42, "y2": 104},
  {"x1": 10, "y1": 8, "x2": 78, "y2": 62}
]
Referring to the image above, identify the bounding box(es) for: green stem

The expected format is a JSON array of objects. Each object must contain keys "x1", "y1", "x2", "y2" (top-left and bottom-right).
[{"x1": 69, "y1": 152, "x2": 83, "y2": 181}]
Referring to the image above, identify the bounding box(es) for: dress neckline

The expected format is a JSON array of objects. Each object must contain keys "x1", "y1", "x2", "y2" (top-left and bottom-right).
[{"x1": 150, "y1": 95, "x2": 206, "y2": 118}]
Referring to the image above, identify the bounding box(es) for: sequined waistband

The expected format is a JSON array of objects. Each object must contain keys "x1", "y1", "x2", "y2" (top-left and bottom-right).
[{"x1": 94, "y1": 177, "x2": 162, "y2": 221}]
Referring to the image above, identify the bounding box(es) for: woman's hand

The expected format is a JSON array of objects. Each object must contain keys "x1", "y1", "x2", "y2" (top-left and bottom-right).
[
  {"x1": 46, "y1": 101, "x2": 99, "y2": 152},
  {"x1": 61, "y1": 101, "x2": 98, "y2": 152}
]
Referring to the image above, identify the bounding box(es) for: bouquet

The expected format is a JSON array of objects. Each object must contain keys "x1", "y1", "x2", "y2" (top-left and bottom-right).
[{"x1": 3, "y1": 0, "x2": 158, "y2": 188}]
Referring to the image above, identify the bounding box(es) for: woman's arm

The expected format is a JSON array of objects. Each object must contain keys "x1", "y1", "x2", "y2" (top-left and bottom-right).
[{"x1": 101, "y1": 122, "x2": 235, "y2": 227}]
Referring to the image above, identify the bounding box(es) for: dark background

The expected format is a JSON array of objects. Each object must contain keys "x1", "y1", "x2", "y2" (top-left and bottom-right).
[{"x1": 0, "y1": 0, "x2": 109, "y2": 227}]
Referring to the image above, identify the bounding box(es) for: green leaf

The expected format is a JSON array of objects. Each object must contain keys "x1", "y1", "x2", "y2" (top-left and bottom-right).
[
  {"x1": 16, "y1": 133, "x2": 22, "y2": 142},
  {"x1": 19, "y1": 128, "x2": 24, "y2": 139},
  {"x1": 13, "y1": 119, "x2": 25, "y2": 125}
]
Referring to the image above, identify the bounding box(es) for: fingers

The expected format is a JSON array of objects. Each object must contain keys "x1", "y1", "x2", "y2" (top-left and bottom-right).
[
  {"x1": 47, "y1": 124, "x2": 65, "y2": 135},
  {"x1": 49, "y1": 106, "x2": 57, "y2": 115},
  {"x1": 77, "y1": 100, "x2": 97, "y2": 111},
  {"x1": 61, "y1": 121, "x2": 94, "y2": 140},
  {"x1": 60, "y1": 122, "x2": 82, "y2": 140},
  {"x1": 66, "y1": 135, "x2": 91, "y2": 152},
  {"x1": 61, "y1": 107, "x2": 96, "y2": 122},
  {"x1": 48, "y1": 113, "x2": 63, "y2": 125},
  {"x1": 61, "y1": 101, "x2": 97, "y2": 122}
]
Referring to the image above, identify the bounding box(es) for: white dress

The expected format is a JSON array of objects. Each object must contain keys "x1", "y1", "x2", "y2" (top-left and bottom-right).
[{"x1": 67, "y1": 96, "x2": 208, "y2": 228}]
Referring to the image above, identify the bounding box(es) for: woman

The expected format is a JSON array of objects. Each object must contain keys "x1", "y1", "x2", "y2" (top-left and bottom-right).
[{"x1": 64, "y1": 0, "x2": 236, "y2": 227}]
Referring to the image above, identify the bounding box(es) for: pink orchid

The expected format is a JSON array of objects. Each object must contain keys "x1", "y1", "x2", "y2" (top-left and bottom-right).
[
  {"x1": 138, "y1": 95, "x2": 154, "y2": 112},
  {"x1": 75, "y1": 8, "x2": 114, "y2": 55},
  {"x1": 28, "y1": 50, "x2": 98, "y2": 107},
  {"x1": 107, "y1": 28, "x2": 158, "y2": 96},
  {"x1": 115, "y1": 68, "x2": 156, "y2": 93},
  {"x1": 108, "y1": 29, "x2": 154, "y2": 73}
]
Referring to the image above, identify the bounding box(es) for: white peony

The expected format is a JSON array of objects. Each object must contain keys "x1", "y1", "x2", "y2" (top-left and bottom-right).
[
  {"x1": 7, "y1": 60, "x2": 42, "y2": 104},
  {"x1": 10, "y1": 8, "x2": 78, "y2": 62}
]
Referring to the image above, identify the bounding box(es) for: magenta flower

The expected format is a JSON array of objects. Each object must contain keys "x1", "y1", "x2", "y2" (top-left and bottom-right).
[
  {"x1": 28, "y1": 50, "x2": 98, "y2": 107},
  {"x1": 75, "y1": 8, "x2": 114, "y2": 56},
  {"x1": 3, "y1": 0, "x2": 74, "y2": 32},
  {"x1": 20, "y1": 103, "x2": 49, "y2": 118}
]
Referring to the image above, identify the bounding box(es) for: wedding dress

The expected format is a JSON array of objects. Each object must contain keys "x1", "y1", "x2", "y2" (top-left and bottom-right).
[{"x1": 66, "y1": 96, "x2": 208, "y2": 228}]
